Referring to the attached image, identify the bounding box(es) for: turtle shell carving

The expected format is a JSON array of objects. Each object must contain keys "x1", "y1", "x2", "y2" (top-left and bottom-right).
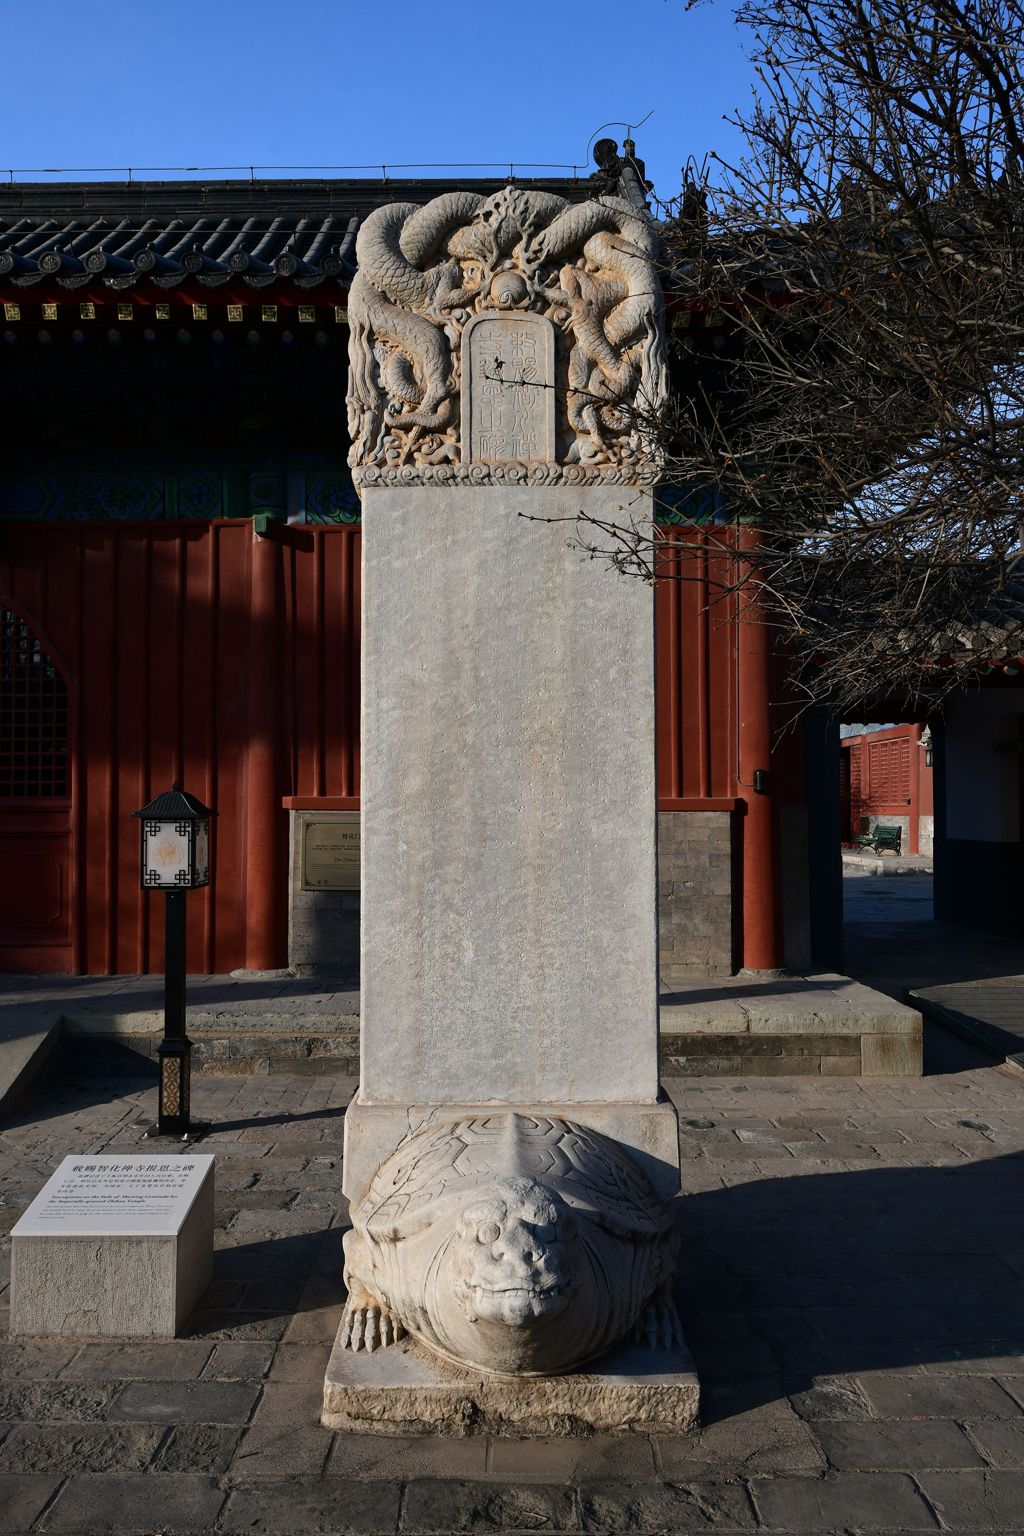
[{"x1": 341, "y1": 1113, "x2": 680, "y2": 1377}]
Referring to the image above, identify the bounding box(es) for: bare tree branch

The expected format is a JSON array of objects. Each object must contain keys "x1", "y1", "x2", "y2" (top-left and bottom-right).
[{"x1": 580, "y1": 0, "x2": 1024, "y2": 714}]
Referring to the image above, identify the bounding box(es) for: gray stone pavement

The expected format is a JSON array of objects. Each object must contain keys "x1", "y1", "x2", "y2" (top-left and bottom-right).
[
  {"x1": 844, "y1": 873, "x2": 1024, "y2": 1073},
  {"x1": 1, "y1": 1026, "x2": 1024, "y2": 1533}
]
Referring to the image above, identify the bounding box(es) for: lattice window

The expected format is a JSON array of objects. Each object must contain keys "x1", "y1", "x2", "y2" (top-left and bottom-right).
[
  {"x1": 867, "y1": 737, "x2": 911, "y2": 804},
  {"x1": 0, "y1": 609, "x2": 69, "y2": 797}
]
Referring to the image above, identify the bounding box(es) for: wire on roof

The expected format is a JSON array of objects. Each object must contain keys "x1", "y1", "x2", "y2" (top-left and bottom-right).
[{"x1": 4, "y1": 162, "x2": 586, "y2": 185}]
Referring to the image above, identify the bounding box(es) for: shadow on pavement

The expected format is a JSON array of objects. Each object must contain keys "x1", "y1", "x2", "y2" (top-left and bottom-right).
[{"x1": 680, "y1": 1148, "x2": 1024, "y2": 1423}]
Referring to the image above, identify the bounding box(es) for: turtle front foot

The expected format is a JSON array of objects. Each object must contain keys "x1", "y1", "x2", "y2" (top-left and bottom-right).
[
  {"x1": 634, "y1": 1296, "x2": 683, "y2": 1351},
  {"x1": 340, "y1": 1297, "x2": 405, "y2": 1353}
]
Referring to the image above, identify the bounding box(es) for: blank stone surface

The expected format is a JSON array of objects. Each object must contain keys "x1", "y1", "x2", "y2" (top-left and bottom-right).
[
  {"x1": 11, "y1": 1155, "x2": 214, "y2": 1337},
  {"x1": 358, "y1": 483, "x2": 658, "y2": 1113}
]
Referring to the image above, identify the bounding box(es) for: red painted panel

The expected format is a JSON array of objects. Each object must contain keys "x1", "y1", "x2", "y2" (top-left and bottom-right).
[
  {"x1": 0, "y1": 806, "x2": 73, "y2": 969},
  {"x1": 1, "y1": 520, "x2": 730, "y2": 974},
  {"x1": 209, "y1": 523, "x2": 251, "y2": 971},
  {"x1": 182, "y1": 528, "x2": 217, "y2": 973},
  {"x1": 80, "y1": 531, "x2": 117, "y2": 973},
  {"x1": 654, "y1": 528, "x2": 738, "y2": 803},
  {"x1": 114, "y1": 533, "x2": 150, "y2": 973}
]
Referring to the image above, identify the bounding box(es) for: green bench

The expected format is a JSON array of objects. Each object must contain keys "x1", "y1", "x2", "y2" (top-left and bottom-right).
[{"x1": 855, "y1": 822, "x2": 903, "y2": 855}]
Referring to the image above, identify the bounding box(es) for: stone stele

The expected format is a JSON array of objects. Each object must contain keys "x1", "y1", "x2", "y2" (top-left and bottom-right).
[
  {"x1": 327, "y1": 185, "x2": 697, "y2": 1432},
  {"x1": 11, "y1": 1154, "x2": 214, "y2": 1338}
]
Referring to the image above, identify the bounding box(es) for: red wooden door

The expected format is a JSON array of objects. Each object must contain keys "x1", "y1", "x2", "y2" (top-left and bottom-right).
[{"x1": 0, "y1": 607, "x2": 75, "y2": 972}]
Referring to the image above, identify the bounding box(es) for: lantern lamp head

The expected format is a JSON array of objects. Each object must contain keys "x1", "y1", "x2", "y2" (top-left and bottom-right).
[{"x1": 132, "y1": 781, "x2": 215, "y2": 891}]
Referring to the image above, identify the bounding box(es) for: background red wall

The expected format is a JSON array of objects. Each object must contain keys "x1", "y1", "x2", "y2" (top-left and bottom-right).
[{"x1": 0, "y1": 521, "x2": 737, "y2": 974}]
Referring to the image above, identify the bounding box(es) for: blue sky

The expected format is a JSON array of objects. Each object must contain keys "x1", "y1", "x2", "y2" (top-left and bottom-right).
[{"x1": 1, "y1": 1, "x2": 758, "y2": 198}]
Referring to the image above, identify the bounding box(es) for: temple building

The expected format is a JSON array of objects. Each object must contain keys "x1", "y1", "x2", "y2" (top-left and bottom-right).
[{"x1": 0, "y1": 153, "x2": 1020, "y2": 987}]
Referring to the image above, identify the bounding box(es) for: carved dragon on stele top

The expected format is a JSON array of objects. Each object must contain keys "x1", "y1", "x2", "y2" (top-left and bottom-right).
[{"x1": 347, "y1": 186, "x2": 668, "y2": 486}]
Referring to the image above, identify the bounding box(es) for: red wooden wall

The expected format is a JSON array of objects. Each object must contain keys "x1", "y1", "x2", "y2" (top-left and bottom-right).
[
  {"x1": 654, "y1": 530, "x2": 738, "y2": 804},
  {"x1": 842, "y1": 723, "x2": 933, "y2": 852},
  {"x1": 0, "y1": 521, "x2": 360, "y2": 973},
  {"x1": 0, "y1": 520, "x2": 735, "y2": 974}
]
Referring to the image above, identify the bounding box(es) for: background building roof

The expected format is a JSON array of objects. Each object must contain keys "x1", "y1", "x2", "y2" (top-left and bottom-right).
[{"x1": 0, "y1": 174, "x2": 594, "y2": 292}]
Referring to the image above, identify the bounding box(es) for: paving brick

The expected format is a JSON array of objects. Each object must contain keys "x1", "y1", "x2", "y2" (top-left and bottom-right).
[
  {"x1": 998, "y1": 1374, "x2": 1024, "y2": 1409},
  {"x1": 221, "y1": 1478, "x2": 400, "y2": 1533},
  {"x1": 918, "y1": 1468, "x2": 1024, "y2": 1529},
  {"x1": 578, "y1": 1479, "x2": 755, "y2": 1532},
  {"x1": 184, "y1": 1308, "x2": 290, "y2": 1341},
  {"x1": 655, "y1": 1377, "x2": 823, "y2": 1479},
  {"x1": 0, "y1": 1473, "x2": 62, "y2": 1530},
  {"x1": 328, "y1": 1433, "x2": 489, "y2": 1480},
  {"x1": 859, "y1": 1373, "x2": 1023, "y2": 1418},
  {"x1": 251, "y1": 1378, "x2": 325, "y2": 1422},
  {"x1": 241, "y1": 1277, "x2": 306, "y2": 1309},
  {"x1": 40, "y1": 1472, "x2": 226, "y2": 1532},
  {"x1": 487, "y1": 1434, "x2": 657, "y2": 1481},
  {"x1": 230, "y1": 1418, "x2": 334, "y2": 1477},
  {"x1": 0, "y1": 1381, "x2": 116, "y2": 1423},
  {"x1": 113, "y1": 1379, "x2": 260, "y2": 1424},
  {"x1": 0, "y1": 1341, "x2": 77, "y2": 1380},
  {"x1": 786, "y1": 1375, "x2": 874, "y2": 1421},
  {"x1": 61, "y1": 1340, "x2": 213, "y2": 1382},
  {"x1": 817, "y1": 1419, "x2": 985, "y2": 1469},
  {"x1": 965, "y1": 1418, "x2": 1024, "y2": 1467},
  {"x1": 404, "y1": 1478, "x2": 579, "y2": 1532},
  {"x1": 200, "y1": 1340, "x2": 276, "y2": 1380},
  {"x1": 155, "y1": 1423, "x2": 243, "y2": 1473},
  {"x1": 0, "y1": 1422, "x2": 164, "y2": 1474},
  {"x1": 751, "y1": 1470, "x2": 938, "y2": 1530},
  {"x1": 265, "y1": 1341, "x2": 332, "y2": 1383}
]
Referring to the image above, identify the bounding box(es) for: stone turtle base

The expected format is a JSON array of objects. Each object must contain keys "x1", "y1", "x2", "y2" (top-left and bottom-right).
[{"x1": 322, "y1": 1329, "x2": 700, "y2": 1437}]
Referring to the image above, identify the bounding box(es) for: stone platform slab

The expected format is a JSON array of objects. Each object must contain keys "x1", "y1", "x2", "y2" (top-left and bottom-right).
[
  {"x1": 660, "y1": 973, "x2": 923, "y2": 1076},
  {"x1": 0, "y1": 969, "x2": 923, "y2": 1078},
  {"x1": 322, "y1": 1330, "x2": 699, "y2": 1437},
  {"x1": 842, "y1": 851, "x2": 934, "y2": 876},
  {"x1": 0, "y1": 1007, "x2": 61, "y2": 1120},
  {"x1": 910, "y1": 982, "x2": 1024, "y2": 1077}
]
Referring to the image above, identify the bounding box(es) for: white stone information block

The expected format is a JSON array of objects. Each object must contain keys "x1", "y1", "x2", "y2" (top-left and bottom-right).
[{"x1": 11, "y1": 1154, "x2": 214, "y2": 1337}]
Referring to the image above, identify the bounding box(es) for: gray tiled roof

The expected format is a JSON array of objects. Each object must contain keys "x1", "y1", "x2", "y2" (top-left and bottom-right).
[{"x1": 0, "y1": 175, "x2": 592, "y2": 291}]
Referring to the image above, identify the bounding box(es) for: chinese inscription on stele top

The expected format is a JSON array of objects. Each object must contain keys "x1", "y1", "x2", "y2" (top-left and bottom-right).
[{"x1": 462, "y1": 312, "x2": 556, "y2": 465}]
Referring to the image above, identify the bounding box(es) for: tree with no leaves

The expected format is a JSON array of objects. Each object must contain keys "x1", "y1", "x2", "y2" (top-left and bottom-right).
[{"x1": 584, "y1": 0, "x2": 1024, "y2": 714}]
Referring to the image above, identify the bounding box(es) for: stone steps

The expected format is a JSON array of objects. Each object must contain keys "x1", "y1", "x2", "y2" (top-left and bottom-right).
[
  {"x1": 0, "y1": 1008, "x2": 62, "y2": 1117},
  {"x1": 61, "y1": 1028, "x2": 361, "y2": 1078},
  {"x1": 26, "y1": 970, "x2": 925, "y2": 1082},
  {"x1": 63, "y1": 1026, "x2": 868, "y2": 1079}
]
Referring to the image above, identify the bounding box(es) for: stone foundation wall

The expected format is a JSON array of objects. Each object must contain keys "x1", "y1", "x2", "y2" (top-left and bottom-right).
[
  {"x1": 659, "y1": 1027, "x2": 922, "y2": 1076},
  {"x1": 919, "y1": 814, "x2": 934, "y2": 855},
  {"x1": 859, "y1": 811, "x2": 911, "y2": 847},
  {"x1": 658, "y1": 812, "x2": 735, "y2": 981},
  {"x1": 288, "y1": 809, "x2": 738, "y2": 984},
  {"x1": 287, "y1": 812, "x2": 360, "y2": 981}
]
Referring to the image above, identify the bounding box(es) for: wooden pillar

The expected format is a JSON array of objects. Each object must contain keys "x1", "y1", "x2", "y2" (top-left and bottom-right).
[
  {"x1": 244, "y1": 504, "x2": 284, "y2": 971},
  {"x1": 737, "y1": 537, "x2": 785, "y2": 972}
]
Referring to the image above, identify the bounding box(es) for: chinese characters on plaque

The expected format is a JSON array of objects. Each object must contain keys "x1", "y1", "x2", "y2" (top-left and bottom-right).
[{"x1": 463, "y1": 312, "x2": 556, "y2": 465}]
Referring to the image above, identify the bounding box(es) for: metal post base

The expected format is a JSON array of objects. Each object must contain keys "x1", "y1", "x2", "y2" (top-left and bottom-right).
[{"x1": 157, "y1": 1037, "x2": 193, "y2": 1138}]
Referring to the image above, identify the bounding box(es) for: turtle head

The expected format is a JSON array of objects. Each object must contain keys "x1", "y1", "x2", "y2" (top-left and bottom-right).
[{"x1": 451, "y1": 1177, "x2": 575, "y2": 1328}]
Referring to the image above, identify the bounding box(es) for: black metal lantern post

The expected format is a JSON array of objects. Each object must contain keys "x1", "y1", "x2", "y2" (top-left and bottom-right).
[{"x1": 131, "y1": 782, "x2": 215, "y2": 1138}]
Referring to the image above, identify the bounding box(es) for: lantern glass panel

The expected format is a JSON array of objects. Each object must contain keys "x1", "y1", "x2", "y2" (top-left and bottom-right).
[
  {"x1": 143, "y1": 820, "x2": 192, "y2": 889},
  {"x1": 194, "y1": 822, "x2": 210, "y2": 886}
]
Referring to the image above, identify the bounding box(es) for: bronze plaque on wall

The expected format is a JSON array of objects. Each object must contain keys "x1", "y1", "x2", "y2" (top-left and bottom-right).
[{"x1": 301, "y1": 814, "x2": 360, "y2": 891}]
